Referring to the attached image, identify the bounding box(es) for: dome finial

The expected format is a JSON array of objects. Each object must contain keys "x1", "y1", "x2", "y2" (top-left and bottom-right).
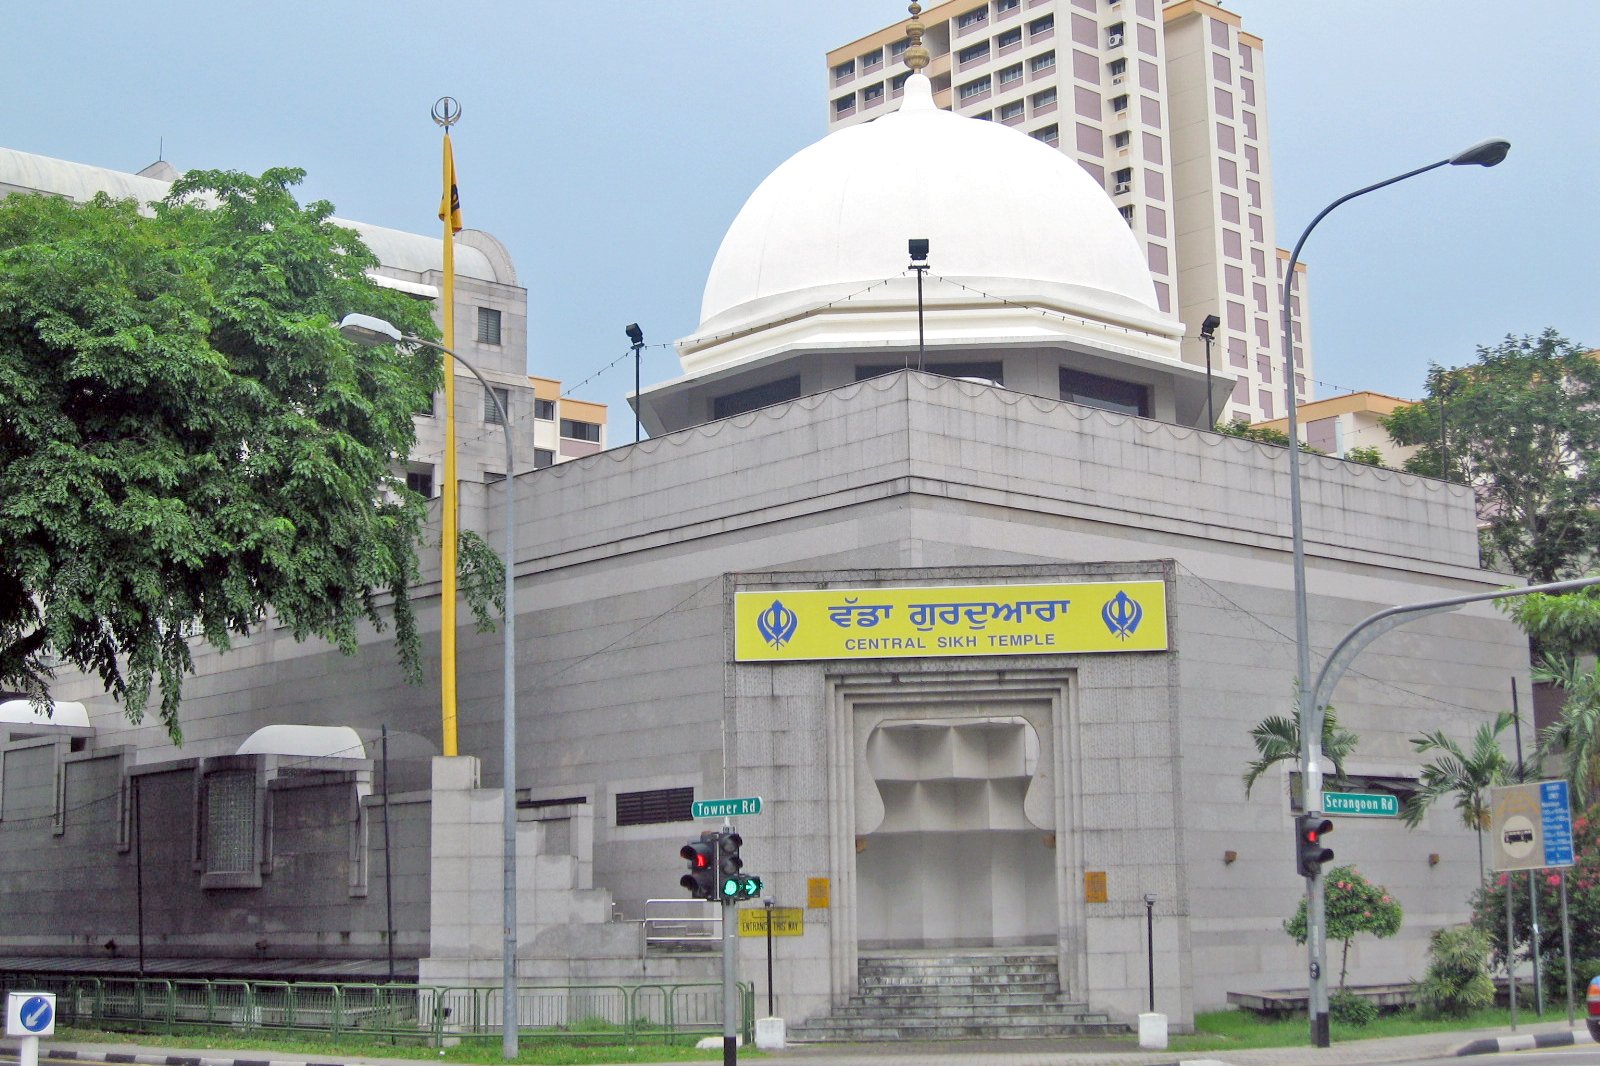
[{"x1": 904, "y1": 2, "x2": 930, "y2": 72}]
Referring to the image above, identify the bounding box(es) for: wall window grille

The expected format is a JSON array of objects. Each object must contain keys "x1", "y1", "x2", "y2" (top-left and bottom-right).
[
  {"x1": 484, "y1": 386, "x2": 510, "y2": 425},
  {"x1": 476, "y1": 307, "x2": 502, "y2": 345},
  {"x1": 204, "y1": 770, "x2": 256, "y2": 874},
  {"x1": 615, "y1": 787, "x2": 694, "y2": 827}
]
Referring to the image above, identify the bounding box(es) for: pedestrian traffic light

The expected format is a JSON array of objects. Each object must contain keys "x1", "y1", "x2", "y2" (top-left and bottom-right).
[
  {"x1": 1296, "y1": 814, "x2": 1334, "y2": 878},
  {"x1": 680, "y1": 833, "x2": 718, "y2": 900}
]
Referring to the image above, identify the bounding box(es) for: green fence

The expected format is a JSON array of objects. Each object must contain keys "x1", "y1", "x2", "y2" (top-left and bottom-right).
[{"x1": 0, "y1": 974, "x2": 753, "y2": 1047}]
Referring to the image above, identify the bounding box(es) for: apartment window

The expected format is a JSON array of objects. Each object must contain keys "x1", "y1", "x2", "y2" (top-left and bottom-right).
[
  {"x1": 996, "y1": 0, "x2": 1019, "y2": 12},
  {"x1": 1113, "y1": 167, "x2": 1133, "y2": 185},
  {"x1": 1028, "y1": 14, "x2": 1054, "y2": 38},
  {"x1": 534, "y1": 449, "x2": 554, "y2": 469},
  {"x1": 958, "y1": 75, "x2": 992, "y2": 101},
  {"x1": 890, "y1": 38, "x2": 910, "y2": 59},
  {"x1": 415, "y1": 392, "x2": 436, "y2": 418},
  {"x1": 484, "y1": 385, "x2": 509, "y2": 424},
  {"x1": 712, "y1": 376, "x2": 802, "y2": 420},
  {"x1": 1108, "y1": 58, "x2": 1127, "y2": 79},
  {"x1": 958, "y1": 42, "x2": 990, "y2": 64},
  {"x1": 861, "y1": 47, "x2": 883, "y2": 69},
  {"x1": 534, "y1": 397, "x2": 556, "y2": 420},
  {"x1": 998, "y1": 63, "x2": 1024, "y2": 86},
  {"x1": 1112, "y1": 130, "x2": 1130, "y2": 148},
  {"x1": 1060, "y1": 366, "x2": 1150, "y2": 418},
  {"x1": 863, "y1": 82, "x2": 884, "y2": 106},
  {"x1": 476, "y1": 306, "x2": 502, "y2": 345},
  {"x1": 1118, "y1": 204, "x2": 1135, "y2": 225},
  {"x1": 956, "y1": 7, "x2": 988, "y2": 30},
  {"x1": 615, "y1": 787, "x2": 694, "y2": 827},
  {"x1": 560, "y1": 418, "x2": 601, "y2": 442},
  {"x1": 833, "y1": 59, "x2": 855, "y2": 82},
  {"x1": 1029, "y1": 51, "x2": 1056, "y2": 73},
  {"x1": 834, "y1": 95, "x2": 855, "y2": 117},
  {"x1": 891, "y1": 71, "x2": 911, "y2": 92},
  {"x1": 1106, "y1": 22, "x2": 1125, "y2": 47},
  {"x1": 996, "y1": 27, "x2": 1022, "y2": 50},
  {"x1": 1031, "y1": 123, "x2": 1060, "y2": 145},
  {"x1": 1111, "y1": 93, "x2": 1129, "y2": 113},
  {"x1": 406, "y1": 464, "x2": 435, "y2": 498},
  {"x1": 999, "y1": 99, "x2": 1025, "y2": 122},
  {"x1": 1031, "y1": 87, "x2": 1057, "y2": 109}
]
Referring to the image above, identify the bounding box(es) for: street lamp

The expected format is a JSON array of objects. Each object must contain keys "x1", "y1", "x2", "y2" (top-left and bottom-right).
[
  {"x1": 625, "y1": 323, "x2": 645, "y2": 443},
  {"x1": 338, "y1": 312, "x2": 521, "y2": 1059},
  {"x1": 1279, "y1": 136, "x2": 1508, "y2": 1049},
  {"x1": 908, "y1": 238, "x2": 930, "y2": 370},
  {"x1": 1199, "y1": 313, "x2": 1221, "y2": 428}
]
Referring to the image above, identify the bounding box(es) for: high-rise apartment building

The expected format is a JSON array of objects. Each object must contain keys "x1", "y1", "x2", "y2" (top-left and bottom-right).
[{"x1": 826, "y1": 0, "x2": 1312, "y2": 424}]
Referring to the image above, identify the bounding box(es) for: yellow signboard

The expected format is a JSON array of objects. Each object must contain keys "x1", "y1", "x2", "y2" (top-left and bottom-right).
[
  {"x1": 735, "y1": 581, "x2": 1167, "y2": 662},
  {"x1": 1084, "y1": 870, "x2": 1108, "y2": 904},
  {"x1": 738, "y1": 907, "x2": 804, "y2": 937},
  {"x1": 807, "y1": 877, "x2": 831, "y2": 909}
]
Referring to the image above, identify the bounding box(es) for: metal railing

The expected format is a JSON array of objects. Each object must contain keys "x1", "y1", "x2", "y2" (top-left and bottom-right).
[
  {"x1": 641, "y1": 898, "x2": 722, "y2": 945},
  {"x1": 0, "y1": 974, "x2": 753, "y2": 1046}
]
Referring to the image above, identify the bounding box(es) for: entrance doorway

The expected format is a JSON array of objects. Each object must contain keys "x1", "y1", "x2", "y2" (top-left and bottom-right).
[{"x1": 856, "y1": 715, "x2": 1057, "y2": 948}]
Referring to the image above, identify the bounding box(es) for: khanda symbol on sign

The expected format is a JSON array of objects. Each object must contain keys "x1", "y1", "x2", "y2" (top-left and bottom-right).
[
  {"x1": 1101, "y1": 590, "x2": 1144, "y2": 640},
  {"x1": 757, "y1": 600, "x2": 799, "y2": 649}
]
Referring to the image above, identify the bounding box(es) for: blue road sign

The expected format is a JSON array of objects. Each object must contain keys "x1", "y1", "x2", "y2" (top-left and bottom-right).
[
  {"x1": 1540, "y1": 779, "x2": 1574, "y2": 867},
  {"x1": 19, "y1": 996, "x2": 52, "y2": 1034}
]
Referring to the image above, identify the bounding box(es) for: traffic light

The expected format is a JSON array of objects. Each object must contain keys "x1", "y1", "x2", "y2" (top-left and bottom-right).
[
  {"x1": 715, "y1": 828, "x2": 764, "y2": 902},
  {"x1": 680, "y1": 832, "x2": 718, "y2": 900},
  {"x1": 1296, "y1": 814, "x2": 1334, "y2": 878}
]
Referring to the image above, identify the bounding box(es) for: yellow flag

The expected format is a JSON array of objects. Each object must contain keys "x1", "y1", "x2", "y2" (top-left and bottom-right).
[{"x1": 439, "y1": 134, "x2": 462, "y2": 233}]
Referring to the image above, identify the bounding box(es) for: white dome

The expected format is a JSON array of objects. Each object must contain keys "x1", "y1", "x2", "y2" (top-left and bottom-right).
[{"x1": 696, "y1": 75, "x2": 1162, "y2": 339}]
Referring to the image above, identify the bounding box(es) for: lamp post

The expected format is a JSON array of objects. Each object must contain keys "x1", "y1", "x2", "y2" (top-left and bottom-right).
[
  {"x1": 625, "y1": 323, "x2": 644, "y2": 443},
  {"x1": 1280, "y1": 137, "x2": 1508, "y2": 1049},
  {"x1": 338, "y1": 313, "x2": 521, "y2": 1059},
  {"x1": 1199, "y1": 313, "x2": 1221, "y2": 428},
  {"x1": 908, "y1": 238, "x2": 930, "y2": 370}
]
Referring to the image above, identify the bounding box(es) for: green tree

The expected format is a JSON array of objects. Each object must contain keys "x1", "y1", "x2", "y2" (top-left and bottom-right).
[
  {"x1": 1381, "y1": 331, "x2": 1600, "y2": 584},
  {"x1": 1242, "y1": 704, "x2": 1358, "y2": 798},
  {"x1": 1285, "y1": 864, "x2": 1403, "y2": 989},
  {"x1": 1214, "y1": 418, "x2": 1326, "y2": 453},
  {"x1": 1344, "y1": 445, "x2": 1385, "y2": 467},
  {"x1": 1401, "y1": 713, "x2": 1514, "y2": 880},
  {"x1": 0, "y1": 169, "x2": 445, "y2": 741},
  {"x1": 1503, "y1": 579, "x2": 1600, "y2": 798}
]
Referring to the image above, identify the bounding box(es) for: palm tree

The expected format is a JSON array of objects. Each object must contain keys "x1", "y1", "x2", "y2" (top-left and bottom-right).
[
  {"x1": 1402, "y1": 712, "x2": 1514, "y2": 880},
  {"x1": 1534, "y1": 656, "x2": 1600, "y2": 796},
  {"x1": 1243, "y1": 705, "x2": 1358, "y2": 798}
]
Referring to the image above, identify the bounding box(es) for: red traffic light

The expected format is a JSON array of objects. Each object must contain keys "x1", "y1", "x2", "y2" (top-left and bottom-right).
[{"x1": 1295, "y1": 815, "x2": 1334, "y2": 877}]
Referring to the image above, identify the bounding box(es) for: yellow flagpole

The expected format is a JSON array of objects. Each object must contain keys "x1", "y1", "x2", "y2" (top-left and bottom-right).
[{"x1": 438, "y1": 124, "x2": 462, "y2": 757}]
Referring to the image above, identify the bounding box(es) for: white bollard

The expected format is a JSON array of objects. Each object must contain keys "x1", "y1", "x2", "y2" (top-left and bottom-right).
[
  {"x1": 755, "y1": 1016, "x2": 787, "y2": 1049},
  {"x1": 1138, "y1": 1011, "x2": 1169, "y2": 1049}
]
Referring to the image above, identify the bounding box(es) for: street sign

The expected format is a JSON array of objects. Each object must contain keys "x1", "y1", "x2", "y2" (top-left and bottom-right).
[
  {"x1": 692, "y1": 796, "x2": 762, "y2": 819},
  {"x1": 5, "y1": 992, "x2": 54, "y2": 1037},
  {"x1": 738, "y1": 907, "x2": 804, "y2": 937},
  {"x1": 1490, "y1": 780, "x2": 1574, "y2": 872},
  {"x1": 1323, "y1": 791, "x2": 1399, "y2": 817}
]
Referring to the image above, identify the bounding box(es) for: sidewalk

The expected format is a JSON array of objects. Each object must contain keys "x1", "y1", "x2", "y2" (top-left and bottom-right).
[{"x1": 0, "y1": 1022, "x2": 1591, "y2": 1066}]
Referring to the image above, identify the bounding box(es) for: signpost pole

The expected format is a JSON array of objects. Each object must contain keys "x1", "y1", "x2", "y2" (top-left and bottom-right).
[
  {"x1": 1505, "y1": 882, "x2": 1517, "y2": 1029},
  {"x1": 1559, "y1": 873, "x2": 1575, "y2": 1025},
  {"x1": 764, "y1": 898, "x2": 776, "y2": 1018}
]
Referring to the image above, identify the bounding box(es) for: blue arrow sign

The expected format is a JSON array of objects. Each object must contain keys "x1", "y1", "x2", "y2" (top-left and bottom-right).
[{"x1": 20, "y1": 996, "x2": 52, "y2": 1034}]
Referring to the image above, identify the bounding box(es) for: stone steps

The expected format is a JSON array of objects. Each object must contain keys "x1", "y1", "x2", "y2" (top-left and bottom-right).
[{"x1": 789, "y1": 950, "x2": 1128, "y2": 1042}]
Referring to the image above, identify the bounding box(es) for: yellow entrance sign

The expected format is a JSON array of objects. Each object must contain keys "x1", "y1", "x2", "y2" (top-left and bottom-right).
[
  {"x1": 738, "y1": 907, "x2": 804, "y2": 937},
  {"x1": 735, "y1": 581, "x2": 1167, "y2": 662}
]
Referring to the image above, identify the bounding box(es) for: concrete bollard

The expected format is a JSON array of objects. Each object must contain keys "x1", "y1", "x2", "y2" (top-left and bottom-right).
[{"x1": 1139, "y1": 1011, "x2": 1168, "y2": 1049}]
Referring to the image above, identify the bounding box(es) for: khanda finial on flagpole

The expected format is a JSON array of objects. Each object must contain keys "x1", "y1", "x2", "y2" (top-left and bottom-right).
[{"x1": 432, "y1": 96, "x2": 461, "y2": 128}]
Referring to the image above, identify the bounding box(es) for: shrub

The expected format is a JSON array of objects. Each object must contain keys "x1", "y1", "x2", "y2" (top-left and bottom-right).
[
  {"x1": 1329, "y1": 989, "x2": 1378, "y2": 1026},
  {"x1": 1416, "y1": 925, "x2": 1495, "y2": 1016},
  {"x1": 1286, "y1": 865, "x2": 1403, "y2": 989}
]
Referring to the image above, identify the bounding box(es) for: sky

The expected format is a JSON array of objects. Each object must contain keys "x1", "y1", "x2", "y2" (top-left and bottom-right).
[{"x1": 5, "y1": 1, "x2": 1596, "y2": 437}]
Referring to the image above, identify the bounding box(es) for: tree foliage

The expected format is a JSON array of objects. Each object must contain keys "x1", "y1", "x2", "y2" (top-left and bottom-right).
[
  {"x1": 0, "y1": 169, "x2": 443, "y2": 740},
  {"x1": 1214, "y1": 418, "x2": 1325, "y2": 454},
  {"x1": 1381, "y1": 330, "x2": 1600, "y2": 583},
  {"x1": 1402, "y1": 712, "x2": 1514, "y2": 880},
  {"x1": 1285, "y1": 864, "x2": 1403, "y2": 989},
  {"x1": 1242, "y1": 705, "x2": 1357, "y2": 798}
]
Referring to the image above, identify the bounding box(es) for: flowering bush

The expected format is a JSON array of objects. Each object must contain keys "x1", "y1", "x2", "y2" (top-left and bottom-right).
[
  {"x1": 1286, "y1": 865, "x2": 1404, "y2": 988},
  {"x1": 1470, "y1": 797, "x2": 1600, "y2": 984}
]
